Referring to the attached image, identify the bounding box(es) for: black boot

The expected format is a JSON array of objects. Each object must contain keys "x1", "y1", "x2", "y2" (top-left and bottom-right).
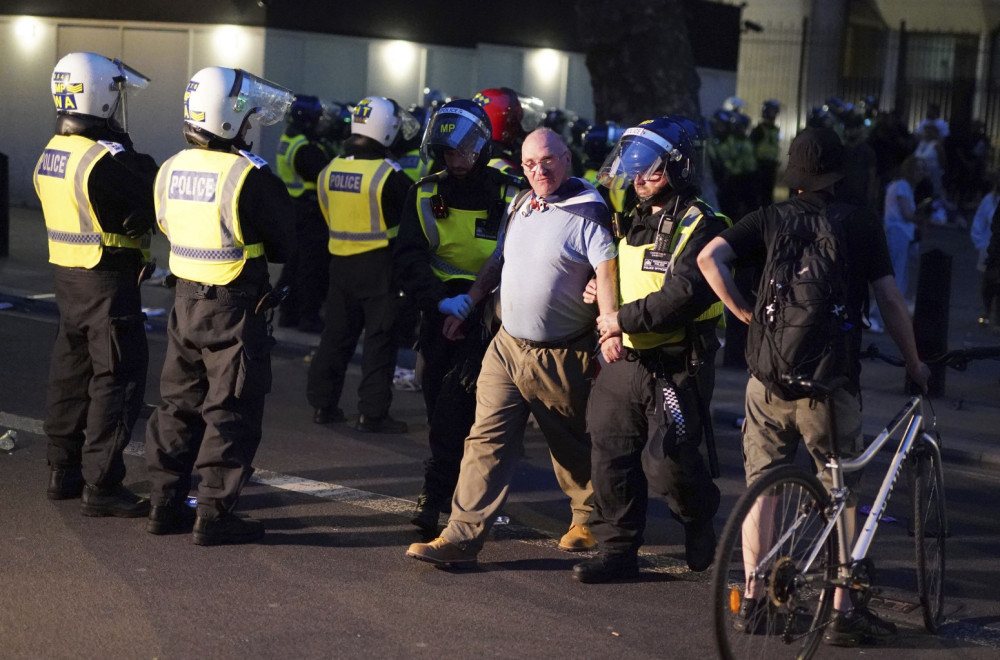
[
  {"x1": 356, "y1": 415, "x2": 408, "y2": 433},
  {"x1": 684, "y1": 518, "x2": 717, "y2": 572},
  {"x1": 81, "y1": 484, "x2": 150, "y2": 518},
  {"x1": 47, "y1": 466, "x2": 84, "y2": 500},
  {"x1": 572, "y1": 553, "x2": 639, "y2": 584},
  {"x1": 410, "y1": 492, "x2": 443, "y2": 536},
  {"x1": 192, "y1": 513, "x2": 265, "y2": 546},
  {"x1": 147, "y1": 502, "x2": 197, "y2": 535},
  {"x1": 313, "y1": 406, "x2": 346, "y2": 424}
]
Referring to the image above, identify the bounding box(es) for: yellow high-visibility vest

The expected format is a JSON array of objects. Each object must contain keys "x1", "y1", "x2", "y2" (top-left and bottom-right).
[
  {"x1": 154, "y1": 148, "x2": 264, "y2": 285},
  {"x1": 276, "y1": 133, "x2": 320, "y2": 198},
  {"x1": 618, "y1": 203, "x2": 727, "y2": 350},
  {"x1": 318, "y1": 156, "x2": 397, "y2": 256},
  {"x1": 34, "y1": 134, "x2": 143, "y2": 268},
  {"x1": 415, "y1": 179, "x2": 519, "y2": 282}
]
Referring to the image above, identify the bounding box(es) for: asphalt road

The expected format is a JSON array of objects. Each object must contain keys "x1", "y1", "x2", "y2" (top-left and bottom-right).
[{"x1": 2, "y1": 308, "x2": 999, "y2": 659}]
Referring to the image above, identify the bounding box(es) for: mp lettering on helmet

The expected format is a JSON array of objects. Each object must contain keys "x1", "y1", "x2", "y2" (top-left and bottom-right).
[
  {"x1": 52, "y1": 72, "x2": 84, "y2": 111},
  {"x1": 439, "y1": 123, "x2": 456, "y2": 133},
  {"x1": 168, "y1": 171, "x2": 219, "y2": 203},
  {"x1": 37, "y1": 149, "x2": 71, "y2": 178},
  {"x1": 183, "y1": 81, "x2": 205, "y2": 122},
  {"x1": 353, "y1": 99, "x2": 372, "y2": 124}
]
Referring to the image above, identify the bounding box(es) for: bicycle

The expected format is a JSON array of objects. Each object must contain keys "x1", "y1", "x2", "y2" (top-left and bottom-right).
[{"x1": 708, "y1": 344, "x2": 993, "y2": 660}]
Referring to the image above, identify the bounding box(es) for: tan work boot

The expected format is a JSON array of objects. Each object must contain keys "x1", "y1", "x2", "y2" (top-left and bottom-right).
[
  {"x1": 558, "y1": 524, "x2": 597, "y2": 552},
  {"x1": 406, "y1": 537, "x2": 478, "y2": 567}
]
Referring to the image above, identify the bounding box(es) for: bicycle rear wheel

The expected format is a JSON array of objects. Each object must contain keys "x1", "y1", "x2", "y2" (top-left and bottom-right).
[
  {"x1": 912, "y1": 434, "x2": 947, "y2": 632},
  {"x1": 712, "y1": 465, "x2": 837, "y2": 660}
]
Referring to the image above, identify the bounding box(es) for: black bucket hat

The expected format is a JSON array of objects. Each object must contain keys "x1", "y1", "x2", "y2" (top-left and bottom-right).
[{"x1": 782, "y1": 127, "x2": 845, "y2": 192}]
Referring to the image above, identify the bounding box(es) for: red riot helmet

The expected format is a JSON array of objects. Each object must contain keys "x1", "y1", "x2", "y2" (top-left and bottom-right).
[{"x1": 473, "y1": 87, "x2": 525, "y2": 146}]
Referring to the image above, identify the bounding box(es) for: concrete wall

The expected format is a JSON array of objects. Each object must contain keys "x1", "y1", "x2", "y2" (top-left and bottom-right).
[{"x1": 2, "y1": 15, "x2": 600, "y2": 209}]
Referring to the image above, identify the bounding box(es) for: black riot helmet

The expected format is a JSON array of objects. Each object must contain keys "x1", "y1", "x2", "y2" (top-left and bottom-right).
[{"x1": 420, "y1": 99, "x2": 494, "y2": 173}]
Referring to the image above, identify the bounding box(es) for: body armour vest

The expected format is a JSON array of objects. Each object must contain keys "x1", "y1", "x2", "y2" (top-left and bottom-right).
[
  {"x1": 154, "y1": 148, "x2": 264, "y2": 285},
  {"x1": 618, "y1": 202, "x2": 726, "y2": 350},
  {"x1": 415, "y1": 178, "x2": 520, "y2": 282},
  {"x1": 318, "y1": 156, "x2": 398, "y2": 256},
  {"x1": 34, "y1": 134, "x2": 143, "y2": 268}
]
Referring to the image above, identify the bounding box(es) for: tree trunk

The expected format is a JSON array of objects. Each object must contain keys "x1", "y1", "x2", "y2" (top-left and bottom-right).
[{"x1": 575, "y1": 0, "x2": 701, "y2": 125}]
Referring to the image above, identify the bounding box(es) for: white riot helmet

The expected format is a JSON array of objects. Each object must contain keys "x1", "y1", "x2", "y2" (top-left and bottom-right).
[
  {"x1": 350, "y1": 96, "x2": 420, "y2": 148},
  {"x1": 183, "y1": 66, "x2": 292, "y2": 147},
  {"x1": 51, "y1": 52, "x2": 149, "y2": 129}
]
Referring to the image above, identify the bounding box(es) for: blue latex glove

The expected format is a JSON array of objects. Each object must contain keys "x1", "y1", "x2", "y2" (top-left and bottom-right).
[{"x1": 438, "y1": 294, "x2": 474, "y2": 320}]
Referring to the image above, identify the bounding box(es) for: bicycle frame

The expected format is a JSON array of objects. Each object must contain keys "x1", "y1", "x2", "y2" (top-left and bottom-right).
[{"x1": 793, "y1": 395, "x2": 937, "y2": 581}]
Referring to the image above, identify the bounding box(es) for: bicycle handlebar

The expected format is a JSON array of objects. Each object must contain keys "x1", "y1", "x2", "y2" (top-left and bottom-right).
[{"x1": 863, "y1": 343, "x2": 1000, "y2": 370}]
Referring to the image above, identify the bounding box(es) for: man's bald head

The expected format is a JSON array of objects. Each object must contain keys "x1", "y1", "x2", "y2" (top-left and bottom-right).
[{"x1": 521, "y1": 128, "x2": 571, "y2": 198}]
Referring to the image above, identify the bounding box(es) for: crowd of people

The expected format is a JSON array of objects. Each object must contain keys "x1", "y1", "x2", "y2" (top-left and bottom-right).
[{"x1": 36, "y1": 50, "x2": 993, "y2": 648}]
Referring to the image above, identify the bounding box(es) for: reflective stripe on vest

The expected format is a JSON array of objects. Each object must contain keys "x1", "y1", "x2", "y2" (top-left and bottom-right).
[
  {"x1": 276, "y1": 133, "x2": 315, "y2": 197},
  {"x1": 318, "y1": 157, "x2": 395, "y2": 256},
  {"x1": 154, "y1": 148, "x2": 264, "y2": 285},
  {"x1": 34, "y1": 135, "x2": 142, "y2": 268},
  {"x1": 415, "y1": 180, "x2": 519, "y2": 282},
  {"x1": 619, "y1": 203, "x2": 726, "y2": 350},
  {"x1": 399, "y1": 149, "x2": 431, "y2": 182}
]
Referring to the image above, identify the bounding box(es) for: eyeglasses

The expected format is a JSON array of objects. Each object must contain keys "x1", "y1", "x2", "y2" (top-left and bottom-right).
[{"x1": 521, "y1": 156, "x2": 561, "y2": 172}]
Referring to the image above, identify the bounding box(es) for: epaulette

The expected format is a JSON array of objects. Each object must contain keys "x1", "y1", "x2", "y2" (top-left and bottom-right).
[
  {"x1": 97, "y1": 140, "x2": 125, "y2": 156},
  {"x1": 238, "y1": 150, "x2": 268, "y2": 169}
]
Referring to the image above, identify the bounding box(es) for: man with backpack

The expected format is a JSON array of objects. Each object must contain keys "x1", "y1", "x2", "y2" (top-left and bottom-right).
[{"x1": 697, "y1": 127, "x2": 930, "y2": 646}]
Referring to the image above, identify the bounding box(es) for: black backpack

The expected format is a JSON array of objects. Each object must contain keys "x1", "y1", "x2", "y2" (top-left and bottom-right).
[{"x1": 746, "y1": 201, "x2": 859, "y2": 399}]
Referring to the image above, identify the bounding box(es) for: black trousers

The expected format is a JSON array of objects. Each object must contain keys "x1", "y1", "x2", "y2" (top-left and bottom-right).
[
  {"x1": 276, "y1": 196, "x2": 329, "y2": 325},
  {"x1": 586, "y1": 350, "x2": 720, "y2": 556},
  {"x1": 307, "y1": 248, "x2": 398, "y2": 418},
  {"x1": 145, "y1": 280, "x2": 273, "y2": 518},
  {"x1": 417, "y1": 307, "x2": 492, "y2": 506},
  {"x1": 45, "y1": 266, "x2": 147, "y2": 488}
]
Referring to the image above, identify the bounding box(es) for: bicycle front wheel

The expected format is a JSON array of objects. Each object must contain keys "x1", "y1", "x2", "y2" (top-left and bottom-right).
[
  {"x1": 912, "y1": 434, "x2": 947, "y2": 632},
  {"x1": 712, "y1": 466, "x2": 837, "y2": 660}
]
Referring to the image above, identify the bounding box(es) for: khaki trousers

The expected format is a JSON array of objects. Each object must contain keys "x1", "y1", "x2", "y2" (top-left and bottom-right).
[{"x1": 441, "y1": 328, "x2": 595, "y2": 551}]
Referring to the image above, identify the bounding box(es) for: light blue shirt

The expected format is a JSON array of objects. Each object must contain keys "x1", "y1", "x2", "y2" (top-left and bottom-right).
[{"x1": 498, "y1": 179, "x2": 616, "y2": 342}]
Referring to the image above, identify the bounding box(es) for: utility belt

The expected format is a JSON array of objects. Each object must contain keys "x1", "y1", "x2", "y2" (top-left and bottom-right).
[
  {"x1": 506, "y1": 326, "x2": 595, "y2": 351},
  {"x1": 628, "y1": 343, "x2": 689, "y2": 378},
  {"x1": 175, "y1": 278, "x2": 280, "y2": 313}
]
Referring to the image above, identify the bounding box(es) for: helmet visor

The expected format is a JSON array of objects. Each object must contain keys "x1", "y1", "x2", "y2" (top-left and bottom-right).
[
  {"x1": 233, "y1": 70, "x2": 293, "y2": 126},
  {"x1": 112, "y1": 59, "x2": 150, "y2": 93},
  {"x1": 421, "y1": 106, "x2": 491, "y2": 162},
  {"x1": 398, "y1": 108, "x2": 421, "y2": 142},
  {"x1": 519, "y1": 94, "x2": 545, "y2": 133},
  {"x1": 597, "y1": 127, "x2": 677, "y2": 190}
]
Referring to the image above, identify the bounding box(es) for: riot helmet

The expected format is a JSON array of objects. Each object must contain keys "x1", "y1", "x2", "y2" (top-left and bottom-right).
[
  {"x1": 183, "y1": 66, "x2": 292, "y2": 149},
  {"x1": 420, "y1": 99, "x2": 493, "y2": 172},
  {"x1": 51, "y1": 51, "x2": 150, "y2": 132},
  {"x1": 473, "y1": 87, "x2": 543, "y2": 146},
  {"x1": 762, "y1": 99, "x2": 780, "y2": 122},
  {"x1": 710, "y1": 109, "x2": 733, "y2": 139},
  {"x1": 350, "y1": 96, "x2": 420, "y2": 149},
  {"x1": 673, "y1": 116, "x2": 705, "y2": 148},
  {"x1": 722, "y1": 96, "x2": 746, "y2": 114},
  {"x1": 288, "y1": 94, "x2": 323, "y2": 134},
  {"x1": 582, "y1": 121, "x2": 624, "y2": 165},
  {"x1": 315, "y1": 100, "x2": 351, "y2": 142},
  {"x1": 598, "y1": 117, "x2": 696, "y2": 194}
]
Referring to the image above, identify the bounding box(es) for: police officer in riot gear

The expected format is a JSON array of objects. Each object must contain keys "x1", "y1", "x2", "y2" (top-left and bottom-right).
[
  {"x1": 574, "y1": 118, "x2": 727, "y2": 583},
  {"x1": 144, "y1": 66, "x2": 294, "y2": 545},
  {"x1": 274, "y1": 94, "x2": 334, "y2": 332},
  {"x1": 472, "y1": 87, "x2": 543, "y2": 178},
  {"x1": 34, "y1": 51, "x2": 157, "y2": 516},
  {"x1": 394, "y1": 99, "x2": 525, "y2": 535},
  {"x1": 307, "y1": 97, "x2": 417, "y2": 432}
]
